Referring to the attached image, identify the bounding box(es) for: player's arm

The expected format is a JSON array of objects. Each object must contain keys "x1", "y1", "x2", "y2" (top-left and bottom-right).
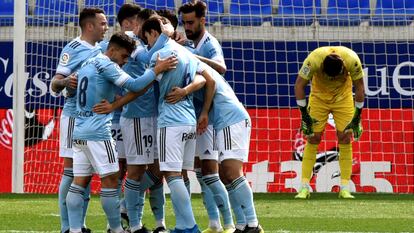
[
  {"x1": 51, "y1": 73, "x2": 77, "y2": 93},
  {"x1": 344, "y1": 78, "x2": 365, "y2": 140},
  {"x1": 295, "y1": 75, "x2": 316, "y2": 136},
  {"x1": 197, "y1": 69, "x2": 216, "y2": 134},
  {"x1": 93, "y1": 86, "x2": 151, "y2": 114},
  {"x1": 194, "y1": 55, "x2": 226, "y2": 75},
  {"x1": 165, "y1": 74, "x2": 206, "y2": 104}
]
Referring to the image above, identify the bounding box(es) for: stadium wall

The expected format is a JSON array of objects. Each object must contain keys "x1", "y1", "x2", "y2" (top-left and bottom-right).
[{"x1": 0, "y1": 36, "x2": 413, "y2": 193}]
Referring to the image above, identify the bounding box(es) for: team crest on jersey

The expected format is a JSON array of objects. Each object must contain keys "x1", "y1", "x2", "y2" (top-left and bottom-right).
[{"x1": 59, "y1": 53, "x2": 70, "y2": 65}]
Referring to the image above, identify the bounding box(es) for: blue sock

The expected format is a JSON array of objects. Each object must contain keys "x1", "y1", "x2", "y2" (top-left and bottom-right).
[
  {"x1": 203, "y1": 173, "x2": 234, "y2": 227},
  {"x1": 125, "y1": 178, "x2": 142, "y2": 230},
  {"x1": 226, "y1": 182, "x2": 246, "y2": 229},
  {"x1": 66, "y1": 184, "x2": 85, "y2": 232},
  {"x1": 101, "y1": 188, "x2": 123, "y2": 232},
  {"x1": 58, "y1": 168, "x2": 73, "y2": 232},
  {"x1": 196, "y1": 170, "x2": 220, "y2": 224},
  {"x1": 117, "y1": 179, "x2": 123, "y2": 198},
  {"x1": 184, "y1": 178, "x2": 191, "y2": 196},
  {"x1": 231, "y1": 176, "x2": 258, "y2": 227},
  {"x1": 136, "y1": 170, "x2": 158, "y2": 226},
  {"x1": 167, "y1": 176, "x2": 196, "y2": 230},
  {"x1": 82, "y1": 182, "x2": 91, "y2": 228},
  {"x1": 149, "y1": 180, "x2": 165, "y2": 223}
]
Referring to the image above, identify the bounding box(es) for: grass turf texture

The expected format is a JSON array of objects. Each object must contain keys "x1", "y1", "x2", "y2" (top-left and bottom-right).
[{"x1": 0, "y1": 193, "x2": 413, "y2": 233}]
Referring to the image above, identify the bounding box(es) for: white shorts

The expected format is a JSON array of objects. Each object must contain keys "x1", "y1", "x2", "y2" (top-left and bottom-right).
[
  {"x1": 157, "y1": 125, "x2": 196, "y2": 172},
  {"x1": 196, "y1": 125, "x2": 218, "y2": 161},
  {"x1": 111, "y1": 123, "x2": 125, "y2": 159},
  {"x1": 120, "y1": 116, "x2": 157, "y2": 165},
  {"x1": 59, "y1": 114, "x2": 75, "y2": 158},
  {"x1": 72, "y1": 139, "x2": 119, "y2": 177},
  {"x1": 216, "y1": 119, "x2": 251, "y2": 163}
]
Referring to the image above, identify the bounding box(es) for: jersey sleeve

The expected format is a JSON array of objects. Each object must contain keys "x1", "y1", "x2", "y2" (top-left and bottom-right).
[
  {"x1": 56, "y1": 47, "x2": 81, "y2": 76},
  {"x1": 298, "y1": 52, "x2": 317, "y2": 80},
  {"x1": 102, "y1": 62, "x2": 132, "y2": 87},
  {"x1": 346, "y1": 51, "x2": 364, "y2": 81},
  {"x1": 206, "y1": 41, "x2": 225, "y2": 64}
]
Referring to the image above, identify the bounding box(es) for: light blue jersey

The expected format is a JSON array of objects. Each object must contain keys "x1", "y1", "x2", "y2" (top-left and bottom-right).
[
  {"x1": 122, "y1": 32, "x2": 169, "y2": 119},
  {"x1": 194, "y1": 31, "x2": 225, "y2": 68},
  {"x1": 73, "y1": 53, "x2": 157, "y2": 141},
  {"x1": 150, "y1": 39, "x2": 201, "y2": 128},
  {"x1": 195, "y1": 64, "x2": 250, "y2": 131},
  {"x1": 98, "y1": 39, "x2": 121, "y2": 123},
  {"x1": 56, "y1": 37, "x2": 101, "y2": 118}
]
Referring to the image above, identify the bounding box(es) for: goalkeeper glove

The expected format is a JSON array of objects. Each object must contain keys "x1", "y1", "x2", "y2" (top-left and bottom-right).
[
  {"x1": 299, "y1": 106, "x2": 317, "y2": 136},
  {"x1": 344, "y1": 107, "x2": 363, "y2": 141}
]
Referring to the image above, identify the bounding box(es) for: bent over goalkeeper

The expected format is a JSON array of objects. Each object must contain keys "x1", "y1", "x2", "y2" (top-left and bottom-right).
[{"x1": 294, "y1": 46, "x2": 365, "y2": 199}]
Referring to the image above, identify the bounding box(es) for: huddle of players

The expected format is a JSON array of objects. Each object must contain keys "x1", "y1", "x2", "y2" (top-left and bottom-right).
[{"x1": 51, "y1": 1, "x2": 265, "y2": 233}]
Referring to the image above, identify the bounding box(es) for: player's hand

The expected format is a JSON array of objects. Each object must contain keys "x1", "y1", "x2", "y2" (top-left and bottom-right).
[
  {"x1": 92, "y1": 99, "x2": 114, "y2": 114},
  {"x1": 165, "y1": 87, "x2": 187, "y2": 104},
  {"x1": 344, "y1": 107, "x2": 363, "y2": 141},
  {"x1": 64, "y1": 73, "x2": 78, "y2": 89},
  {"x1": 173, "y1": 31, "x2": 187, "y2": 45},
  {"x1": 299, "y1": 106, "x2": 317, "y2": 137},
  {"x1": 159, "y1": 19, "x2": 174, "y2": 37},
  {"x1": 197, "y1": 111, "x2": 209, "y2": 135},
  {"x1": 154, "y1": 53, "x2": 178, "y2": 74}
]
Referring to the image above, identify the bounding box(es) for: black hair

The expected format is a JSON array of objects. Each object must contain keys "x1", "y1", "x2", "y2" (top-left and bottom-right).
[
  {"x1": 141, "y1": 16, "x2": 163, "y2": 40},
  {"x1": 117, "y1": 3, "x2": 141, "y2": 25},
  {"x1": 323, "y1": 54, "x2": 344, "y2": 77},
  {"x1": 178, "y1": 0, "x2": 206, "y2": 18},
  {"x1": 79, "y1": 8, "x2": 105, "y2": 29},
  {"x1": 108, "y1": 32, "x2": 136, "y2": 55},
  {"x1": 157, "y1": 9, "x2": 178, "y2": 30},
  {"x1": 137, "y1": 8, "x2": 157, "y2": 21}
]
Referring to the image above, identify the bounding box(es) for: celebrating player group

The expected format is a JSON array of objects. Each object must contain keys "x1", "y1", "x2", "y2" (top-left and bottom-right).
[{"x1": 51, "y1": 0, "x2": 365, "y2": 233}]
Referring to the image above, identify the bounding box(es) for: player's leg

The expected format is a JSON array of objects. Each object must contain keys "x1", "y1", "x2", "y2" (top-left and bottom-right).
[
  {"x1": 218, "y1": 119, "x2": 263, "y2": 233},
  {"x1": 86, "y1": 140, "x2": 124, "y2": 233},
  {"x1": 181, "y1": 169, "x2": 191, "y2": 195},
  {"x1": 121, "y1": 117, "x2": 153, "y2": 233},
  {"x1": 295, "y1": 97, "x2": 329, "y2": 199},
  {"x1": 196, "y1": 129, "x2": 220, "y2": 230},
  {"x1": 66, "y1": 141, "x2": 93, "y2": 233},
  {"x1": 111, "y1": 122, "x2": 129, "y2": 228},
  {"x1": 58, "y1": 115, "x2": 77, "y2": 233},
  {"x1": 159, "y1": 126, "x2": 198, "y2": 232},
  {"x1": 333, "y1": 96, "x2": 355, "y2": 199},
  {"x1": 147, "y1": 160, "x2": 167, "y2": 233},
  {"x1": 200, "y1": 126, "x2": 234, "y2": 233}
]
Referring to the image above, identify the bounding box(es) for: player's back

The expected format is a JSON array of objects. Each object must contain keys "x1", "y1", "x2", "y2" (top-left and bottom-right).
[
  {"x1": 152, "y1": 39, "x2": 198, "y2": 128},
  {"x1": 73, "y1": 53, "x2": 120, "y2": 141},
  {"x1": 57, "y1": 37, "x2": 101, "y2": 118},
  {"x1": 202, "y1": 64, "x2": 249, "y2": 131}
]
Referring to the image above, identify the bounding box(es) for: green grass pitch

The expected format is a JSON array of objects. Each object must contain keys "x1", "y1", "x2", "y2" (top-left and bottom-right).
[{"x1": 0, "y1": 193, "x2": 413, "y2": 233}]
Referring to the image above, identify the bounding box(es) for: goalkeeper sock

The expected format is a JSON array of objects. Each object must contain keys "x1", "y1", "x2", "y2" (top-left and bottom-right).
[
  {"x1": 301, "y1": 143, "x2": 318, "y2": 184},
  {"x1": 339, "y1": 143, "x2": 353, "y2": 186},
  {"x1": 58, "y1": 168, "x2": 73, "y2": 232}
]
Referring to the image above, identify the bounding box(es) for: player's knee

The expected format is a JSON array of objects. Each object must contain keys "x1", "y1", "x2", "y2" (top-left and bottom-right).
[
  {"x1": 337, "y1": 132, "x2": 351, "y2": 144},
  {"x1": 101, "y1": 172, "x2": 120, "y2": 189},
  {"x1": 201, "y1": 159, "x2": 219, "y2": 175},
  {"x1": 308, "y1": 134, "x2": 322, "y2": 144},
  {"x1": 126, "y1": 166, "x2": 146, "y2": 181}
]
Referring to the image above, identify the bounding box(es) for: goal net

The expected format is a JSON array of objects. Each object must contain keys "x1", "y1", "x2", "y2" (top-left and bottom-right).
[{"x1": 1, "y1": 0, "x2": 412, "y2": 193}]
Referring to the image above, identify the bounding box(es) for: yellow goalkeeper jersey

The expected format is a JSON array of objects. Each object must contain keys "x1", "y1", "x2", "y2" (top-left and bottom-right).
[{"x1": 298, "y1": 46, "x2": 364, "y2": 103}]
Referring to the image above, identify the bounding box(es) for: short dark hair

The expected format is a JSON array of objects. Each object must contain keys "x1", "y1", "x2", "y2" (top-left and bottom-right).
[
  {"x1": 323, "y1": 54, "x2": 344, "y2": 77},
  {"x1": 157, "y1": 9, "x2": 178, "y2": 30},
  {"x1": 178, "y1": 0, "x2": 206, "y2": 18},
  {"x1": 79, "y1": 8, "x2": 105, "y2": 29},
  {"x1": 137, "y1": 8, "x2": 157, "y2": 21},
  {"x1": 108, "y1": 32, "x2": 136, "y2": 55},
  {"x1": 117, "y1": 3, "x2": 142, "y2": 25},
  {"x1": 141, "y1": 16, "x2": 163, "y2": 39}
]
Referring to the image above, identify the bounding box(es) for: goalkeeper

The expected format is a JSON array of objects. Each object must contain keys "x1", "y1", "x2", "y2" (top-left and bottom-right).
[{"x1": 294, "y1": 46, "x2": 365, "y2": 199}]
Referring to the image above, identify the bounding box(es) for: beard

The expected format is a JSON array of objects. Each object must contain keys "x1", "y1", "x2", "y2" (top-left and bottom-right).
[{"x1": 185, "y1": 28, "x2": 202, "y2": 41}]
